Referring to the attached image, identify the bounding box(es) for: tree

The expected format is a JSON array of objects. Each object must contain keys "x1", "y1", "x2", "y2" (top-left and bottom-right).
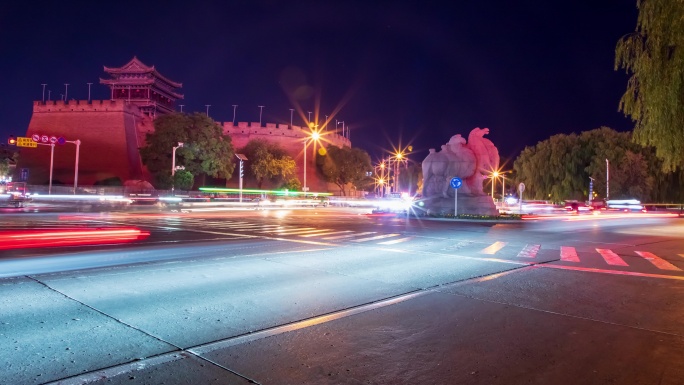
[
  {"x1": 0, "y1": 145, "x2": 18, "y2": 180},
  {"x1": 513, "y1": 127, "x2": 661, "y2": 202},
  {"x1": 239, "y1": 139, "x2": 297, "y2": 189},
  {"x1": 139, "y1": 113, "x2": 235, "y2": 188},
  {"x1": 280, "y1": 178, "x2": 301, "y2": 192},
  {"x1": 615, "y1": 0, "x2": 684, "y2": 172},
  {"x1": 174, "y1": 170, "x2": 194, "y2": 190},
  {"x1": 316, "y1": 145, "x2": 372, "y2": 195}
]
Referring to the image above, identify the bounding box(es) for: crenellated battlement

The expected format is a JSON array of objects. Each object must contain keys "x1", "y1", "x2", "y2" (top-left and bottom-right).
[
  {"x1": 32, "y1": 99, "x2": 142, "y2": 114},
  {"x1": 221, "y1": 121, "x2": 351, "y2": 148}
]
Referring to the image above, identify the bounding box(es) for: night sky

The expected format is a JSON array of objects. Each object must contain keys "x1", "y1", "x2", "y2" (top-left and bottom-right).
[{"x1": 0, "y1": 1, "x2": 638, "y2": 166}]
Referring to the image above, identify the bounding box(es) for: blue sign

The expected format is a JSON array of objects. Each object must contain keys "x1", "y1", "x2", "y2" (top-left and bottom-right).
[
  {"x1": 57, "y1": 137, "x2": 66, "y2": 145},
  {"x1": 450, "y1": 177, "x2": 462, "y2": 189}
]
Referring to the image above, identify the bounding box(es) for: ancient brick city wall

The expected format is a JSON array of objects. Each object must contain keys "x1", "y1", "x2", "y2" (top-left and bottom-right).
[
  {"x1": 19, "y1": 100, "x2": 152, "y2": 186},
  {"x1": 17, "y1": 101, "x2": 353, "y2": 193},
  {"x1": 222, "y1": 121, "x2": 352, "y2": 193}
]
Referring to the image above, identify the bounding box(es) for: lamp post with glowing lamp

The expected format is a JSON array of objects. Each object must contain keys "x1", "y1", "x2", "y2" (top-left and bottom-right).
[
  {"x1": 303, "y1": 129, "x2": 320, "y2": 196},
  {"x1": 374, "y1": 161, "x2": 387, "y2": 197},
  {"x1": 491, "y1": 171, "x2": 499, "y2": 201},
  {"x1": 394, "y1": 152, "x2": 404, "y2": 193},
  {"x1": 171, "y1": 142, "x2": 183, "y2": 194}
]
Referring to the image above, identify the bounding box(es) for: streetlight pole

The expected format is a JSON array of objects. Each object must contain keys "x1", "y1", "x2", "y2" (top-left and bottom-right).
[
  {"x1": 49, "y1": 143, "x2": 55, "y2": 194},
  {"x1": 66, "y1": 139, "x2": 81, "y2": 194},
  {"x1": 205, "y1": 105, "x2": 211, "y2": 117},
  {"x1": 41, "y1": 84, "x2": 47, "y2": 102},
  {"x1": 491, "y1": 171, "x2": 499, "y2": 201},
  {"x1": 232, "y1": 105, "x2": 238, "y2": 124},
  {"x1": 394, "y1": 152, "x2": 404, "y2": 193},
  {"x1": 303, "y1": 130, "x2": 320, "y2": 196},
  {"x1": 87, "y1": 83, "x2": 92, "y2": 102},
  {"x1": 64, "y1": 83, "x2": 69, "y2": 101},
  {"x1": 289, "y1": 109, "x2": 294, "y2": 127},
  {"x1": 172, "y1": 142, "x2": 184, "y2": 194},
  {"x1": 258, "y1": 105, "x2": 264, "y2": 126},
  {"x1": 235, "y1": 154, "x2": 247, "y2": 203},
  {"x1": 501, "y1": 174, "x2": 505, "y2": 206},
  {"x1": 605, "y1": 159, "x2": 610, "y2": 201}
]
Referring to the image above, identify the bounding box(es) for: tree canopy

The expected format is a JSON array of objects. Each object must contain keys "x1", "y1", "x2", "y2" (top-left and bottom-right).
[
  {"x1": 615, "y1": 0, "x2": 684, "y2": 172},
  {"x1": 139, "y1": 113, "x2": 235, "y2": 188},
  {"x1": 513, "y1": 127, "x2": 661, "y2": 202},
  {"x1": 316, "y1": 145, "x2": 372, "y2": 195},
  {"x1": 239, "y1": 139, "x2": 297, "y2": 189},
  {"x1": 0, "y1": 145, "x2": 18, "y2": 180}
]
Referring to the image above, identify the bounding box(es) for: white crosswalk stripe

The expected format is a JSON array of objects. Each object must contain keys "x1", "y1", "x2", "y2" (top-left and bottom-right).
[
  {"x1": 480, "y1": 241, "x2": 507, "y2": 254},
  {"x1": 268, "y1": 227, "x2": 316, "y2": 234},
  {"x1": 470, "y1": 242, "x2": 682, "y2": 272},
  {"x1": 596, "y1": 248, "x2": 629, "y2": 266},
  {"x1": 560, "y1": 246, "x2": 580, "y2": 262},
  {"x1": 351, "y1": 234, "x2": 401, "y2": 243},
  {"x1": 378, "y1": 236, "x2": 415, "y2": 245},
  {"x1": 273, "y1": 229, "x2": 330, "y2": 235},
  {"x1": 324, "y1": 232, "x2": 376, "y2": 240},
  {"x1": 634, "y1": 251, "x2": 682, "y2": 271},
  {"x1": 299, "y1": 230, "x2": 354, "y2": 238},
  {"x1": 517, "y1": 244, "x2": 540, "y2": 258}
]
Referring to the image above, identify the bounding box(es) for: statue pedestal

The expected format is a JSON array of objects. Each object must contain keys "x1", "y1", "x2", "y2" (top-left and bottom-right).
[{"x1": 422, "y1": 194, "x2": 498, "y2": 216}]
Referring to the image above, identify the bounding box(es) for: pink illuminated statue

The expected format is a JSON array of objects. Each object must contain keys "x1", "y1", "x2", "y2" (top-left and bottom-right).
[{"x1": 422, "y1": 127, "x2": 500, "y2": 199}]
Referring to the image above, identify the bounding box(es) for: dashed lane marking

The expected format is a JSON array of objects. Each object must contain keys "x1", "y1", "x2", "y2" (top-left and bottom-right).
[
  {"x1": 596, "y1": 248, "x2": 629, "y2": 266},
  {"x1": 560, "y1": 246, "x2": 580, "y2": 262},
  {"x1": 634, "y1": 251, "x2": 682, "y2": 271},
  {"x1": 480, "y1": 241, "x2": 507, "y2": 254},
  {"x1": 517, "y1": 244, "x2": 540, "y2": 258}
]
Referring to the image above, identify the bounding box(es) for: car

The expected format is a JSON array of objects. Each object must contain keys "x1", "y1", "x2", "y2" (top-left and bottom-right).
[
  {"x1": 372, "y1": 193, "x2": 413, "y2": 214},
  {"x1": 0, "y1": 182, "x2": 31, "y2": 208}
]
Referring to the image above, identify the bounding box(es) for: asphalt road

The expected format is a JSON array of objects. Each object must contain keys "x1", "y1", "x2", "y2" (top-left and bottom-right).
[{"x1": 1, "y1": 207, "x2": 683, "y2": 385}]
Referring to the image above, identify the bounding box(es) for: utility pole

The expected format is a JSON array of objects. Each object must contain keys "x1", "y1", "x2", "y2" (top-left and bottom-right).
[
  {"x1": 41, "y1": 84, "x2": 47, "y2": 102},
  {"x1": 87, "y1": 83, "x2": 92, "y2": 102},
  {"x1": 307, "y1": 111, "x2": 312, "y2": 122},
  {"x1": 64, "y1": 83, "x2": 69, "y2": 101},
  {"x1": 258, "y1": 105, "x2": 264, "y2": 126},
  {"x1": 232, "y1": 105, "x2": 238, "y2": 124},
  {"x1": 289, "y1": 109, "x2": 294, "y2": 127},
  {"x1": 179, "y1": 104, "x2": 184, "y2": 113}
]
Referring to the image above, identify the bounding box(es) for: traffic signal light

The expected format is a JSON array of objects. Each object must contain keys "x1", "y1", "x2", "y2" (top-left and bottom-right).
[{"x1": 7, "y1": 136, "x2": 16, "y2": 145}]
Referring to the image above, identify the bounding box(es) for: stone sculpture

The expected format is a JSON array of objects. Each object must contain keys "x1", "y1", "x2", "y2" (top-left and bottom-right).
[{"x1": 421, "y1": 127, "x2": 500, "y2": 215}]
